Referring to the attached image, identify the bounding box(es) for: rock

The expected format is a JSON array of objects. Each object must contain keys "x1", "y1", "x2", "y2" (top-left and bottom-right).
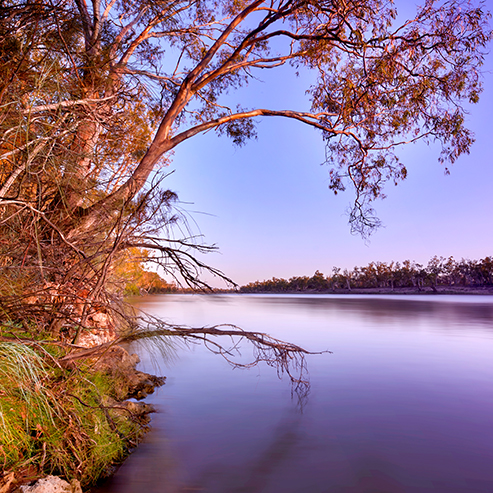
[
  {"x1": 120, "y1": 400, "x2": 156, "y2": 416},
  {"x1": 104, "y1": 396, "x2": 156, "y2": 417},
  {"x1": 126, "y1": 372, "x2": 166, "y2": 400},
  {"x1": 92, "y1": 345, "x2": 165, "y2": 401},
  {"x1": 0, "y1": 472, "x2": 15, "y2": 493},
  {"x1": 77, "y1": 312, "x2": 117, "y2": 347},
  {"x1": 18, "y1": 476, "x2": 82, "y2": 493},
  {"x1": 92, "y1": 345, "x2": 140, "y2": 374}
]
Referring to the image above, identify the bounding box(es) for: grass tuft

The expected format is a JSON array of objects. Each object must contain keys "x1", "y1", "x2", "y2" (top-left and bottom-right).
[{"x1": 0, "y1": 341, "x2": 144, "y2": 487}]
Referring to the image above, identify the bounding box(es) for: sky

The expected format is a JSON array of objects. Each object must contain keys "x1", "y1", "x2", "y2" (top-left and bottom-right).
[{"x1": 159, "y1": 3, "x2": 493, "y2": 288}]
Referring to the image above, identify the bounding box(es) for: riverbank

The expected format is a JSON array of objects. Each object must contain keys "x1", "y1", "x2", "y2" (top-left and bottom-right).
[
  {"x1": 236, "y1": 286, "x2": 493, "y2": 295},
  {"x1": 0, "y1": 339, "x2": 164, "y2": 493},
  {"x1": 3, "y1": 285, "x2": 491, "y2": 492}
]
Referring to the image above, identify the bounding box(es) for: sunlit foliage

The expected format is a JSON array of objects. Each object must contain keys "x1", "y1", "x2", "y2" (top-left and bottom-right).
[
  {"x1": 240, "y1": 256, "x2": 493, "y2": 292},
  {"x1": 114, "y1": 248, "x2": 177, "y2": 295},
  {"x1": 0, "y1": 0, "x2": 490, "y2": 355}
]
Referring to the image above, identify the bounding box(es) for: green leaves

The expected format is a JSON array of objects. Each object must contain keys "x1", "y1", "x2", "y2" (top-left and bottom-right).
[
  {"x1": 1, "y1": 0, "x2": 491, "y2": 305},
  {"x1": 299, "y1": 1, "x2": 491, "y2": 233}
]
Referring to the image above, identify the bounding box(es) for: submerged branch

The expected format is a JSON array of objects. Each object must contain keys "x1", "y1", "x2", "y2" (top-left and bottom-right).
[{"x1": 59, "y1": 313, "x2": 331, "y2": 404}]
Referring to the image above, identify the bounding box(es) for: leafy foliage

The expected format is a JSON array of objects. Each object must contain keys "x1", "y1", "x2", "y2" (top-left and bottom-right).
[
  {"x1": 114, "y1": 248, "x2": 178, "y2": 295},
  {"x1": 240, "y1": 255, "x2": 493, "y2": 292},
  {"x1": 0, "y1": 1, "x2": 492, "y2": 477}
]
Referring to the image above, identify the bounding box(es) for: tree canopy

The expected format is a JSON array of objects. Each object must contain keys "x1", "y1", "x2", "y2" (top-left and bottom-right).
[
  {"x1": 0, "y1": 2, "x2": 491, "y2": 481},
  {"x1": 239, "y1": 255, "x2": 493, "y2": 292},
  {"x1": 2, "y1": 0, "x2": 490, "y2": 218},
  {"x1": 0, "y1": 0, "x2": 491, "y2": 330}
]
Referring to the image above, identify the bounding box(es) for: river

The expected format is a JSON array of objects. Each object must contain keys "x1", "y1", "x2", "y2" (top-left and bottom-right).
[{"x1": 95, "y1": 294, "x2": 493, "y2": 493}]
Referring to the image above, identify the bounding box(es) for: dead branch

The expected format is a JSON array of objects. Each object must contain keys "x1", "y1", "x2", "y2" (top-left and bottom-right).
[{"x1": 57, "y1": 313, "x2": 330, "y2": 404}]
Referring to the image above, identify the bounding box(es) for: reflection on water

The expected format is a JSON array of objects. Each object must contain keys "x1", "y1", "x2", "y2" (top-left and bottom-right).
[
  {"x1": 94, "y1": 295, "x2": 493, "y2": 493},
  {"x1": 271, "y1": 294, "x2": 493, "y2": 327}
]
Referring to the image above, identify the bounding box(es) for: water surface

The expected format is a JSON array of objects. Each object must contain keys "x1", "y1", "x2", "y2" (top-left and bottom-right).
[{"x1": 96, "y1": 294, "x2": 493, "y2": 492}]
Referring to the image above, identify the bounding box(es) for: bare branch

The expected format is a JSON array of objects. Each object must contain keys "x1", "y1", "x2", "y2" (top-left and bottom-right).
[{"x1": 23, "y1": 96, "x2": 117, "y2": 115}]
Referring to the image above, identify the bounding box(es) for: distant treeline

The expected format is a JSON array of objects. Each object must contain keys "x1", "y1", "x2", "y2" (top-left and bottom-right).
[{"x1": 239, "y1": 256, "x2": 493, "y2": 293}]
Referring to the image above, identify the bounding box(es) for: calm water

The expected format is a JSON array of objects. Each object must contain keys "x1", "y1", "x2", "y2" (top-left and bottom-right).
[{"x1": 96, "y1": 294, "x2": 493, "y2": 493}]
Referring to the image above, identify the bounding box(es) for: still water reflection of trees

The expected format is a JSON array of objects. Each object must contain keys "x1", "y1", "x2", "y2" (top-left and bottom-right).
[
  {"x1": 252, "y1": 295, "x2": 493, "y2": 329},
  {"x1": 96, "y1": 295, "x2": 493, "y2": 493}
]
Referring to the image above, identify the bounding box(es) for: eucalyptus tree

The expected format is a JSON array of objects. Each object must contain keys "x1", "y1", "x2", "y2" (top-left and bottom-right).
[{"x1": 0, "y1": 0, "x2": 491, "y2": 336}]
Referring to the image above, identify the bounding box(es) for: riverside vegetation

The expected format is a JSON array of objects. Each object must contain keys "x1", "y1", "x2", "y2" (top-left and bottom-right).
[
  {"x1": 240, "y1": 256, "x2": 493, "y2": 293},
  {"x1": 0, "y1": 324, "x2": 165, "y2": 491},
  {"x1": 1, "y1": 0, "x2": 491, "y2": 491}
]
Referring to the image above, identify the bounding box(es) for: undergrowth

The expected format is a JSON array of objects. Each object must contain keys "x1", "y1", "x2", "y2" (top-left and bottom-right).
[{"x1": 0, "y1": 338, "x2": 143, "y2": 488}]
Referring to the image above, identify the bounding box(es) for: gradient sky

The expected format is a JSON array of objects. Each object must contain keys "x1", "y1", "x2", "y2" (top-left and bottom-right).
[{"x1": 160, "y1": 4, "x2": 493, "y2": 288}]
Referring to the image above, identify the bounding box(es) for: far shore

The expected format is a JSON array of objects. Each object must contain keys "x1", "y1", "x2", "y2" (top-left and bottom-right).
[
  {"x1": 230, "y1": 286, "x2": 493, "y2": 296},
  {"x1": 136, "y1": 286, "x2": 493, "y2": 296}
]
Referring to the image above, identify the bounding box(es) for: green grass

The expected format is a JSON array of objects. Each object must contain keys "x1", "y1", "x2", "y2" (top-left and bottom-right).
[{"x1": 0, "y1": 340, "x2": 144, "y2": 487}]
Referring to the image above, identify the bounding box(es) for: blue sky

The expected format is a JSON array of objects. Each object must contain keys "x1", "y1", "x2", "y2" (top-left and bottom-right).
[{"x1": 161, "y1": 6, "x2": 493, "y2": 288}]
